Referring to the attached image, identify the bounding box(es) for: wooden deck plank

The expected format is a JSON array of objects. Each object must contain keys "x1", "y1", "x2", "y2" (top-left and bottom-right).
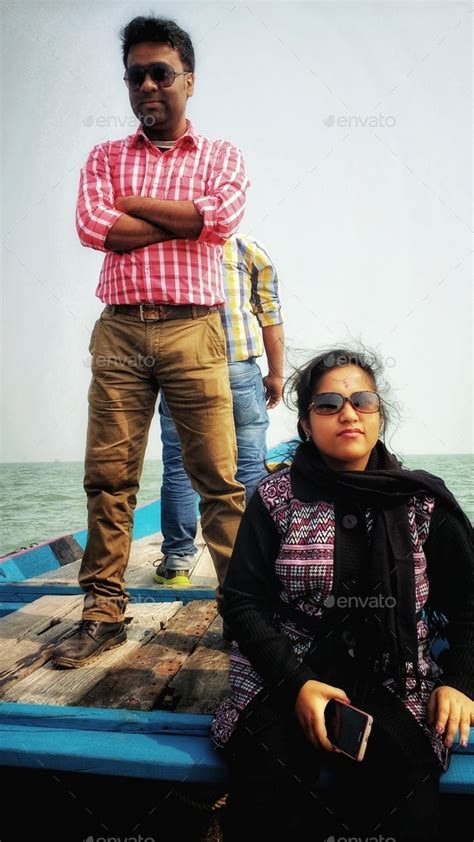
[
  {"x1": 0, "y1": 724, "x2": 227, "y2": 783},
  {"x1": 0, "y1": 596, "x2": 85, "y2": 693},
  {"x1": 161, "y1": 614, "x2": 230, "y2": 714},
  {"x1": 190, "y1": 544, "x2": 214, "y2": 578},
  {"x1": 0, "y1": 582, "x2": 216, "y2": 605},
  {"x1": 0, "y1": 594, "x2": 83, "y2": 643},
  {"x1": 26, "y1": 532, "x2": 211, "y2": 587},
  {"x1": 27, "y1": 533, "x2": 164, "y2": 583},
  {"x1": 189, "y1": 545, "x2": 217, "y2": 586},
  {"x1": 1, "y1": 602, "x2": 182, "y2": 706},
  {"x1": 127, "y1": 532, "x2": 209, "y2": 588},
  {"x1": 0, "y1": 701, "x2": 214, "y2": 734},
  {"x1": 80, "y1": 600, "x2": 218, "y2": 710},
  {"x1": 128, "y1": 533, "x2": 163, "y2": 569},
  {"x1": 0, "y1": 718, "x2": 471, "y2": 791}
]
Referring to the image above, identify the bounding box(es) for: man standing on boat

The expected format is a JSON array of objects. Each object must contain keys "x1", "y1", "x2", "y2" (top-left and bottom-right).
[
  {"x1": 154, "y1": 235, "x2": 284, "y2": 586},
  {"x1": 52, "y1": 15, "x2": 249, "y2": 668}
]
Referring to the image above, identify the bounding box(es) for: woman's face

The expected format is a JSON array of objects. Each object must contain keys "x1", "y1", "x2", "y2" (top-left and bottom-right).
[{"x1": 301, "y1": 365, "x2": 381, "y2": 471}]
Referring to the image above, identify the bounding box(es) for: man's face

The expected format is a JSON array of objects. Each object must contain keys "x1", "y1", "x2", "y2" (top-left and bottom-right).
[{"x1": 126, "y1": 41, "x2": 194, "y2": 139}]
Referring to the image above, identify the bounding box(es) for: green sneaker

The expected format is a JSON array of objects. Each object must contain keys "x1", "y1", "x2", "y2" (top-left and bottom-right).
[{"x1": 153, "y1": 559, "x2": 191, "y2": 587}]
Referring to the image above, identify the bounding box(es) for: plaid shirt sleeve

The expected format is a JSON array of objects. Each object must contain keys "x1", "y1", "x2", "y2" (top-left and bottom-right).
[
  {"x1": 194, "y1": 141, "x2": 250, "y2": 244},
  {"x1": 76, "y1": 143, "x2": 123, "y2": 252},
  {"x1": 248, "y1": 241, "x2": 283, "y2": 328}
]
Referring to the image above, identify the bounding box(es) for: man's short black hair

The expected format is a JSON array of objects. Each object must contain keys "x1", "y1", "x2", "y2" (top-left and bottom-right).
[{"x1": 121, "y1": 16, "x2": 195, "y2": 71}]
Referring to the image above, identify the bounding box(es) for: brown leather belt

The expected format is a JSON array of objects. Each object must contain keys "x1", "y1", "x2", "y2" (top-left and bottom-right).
[{"x1": 105, "y1": 303, "x2": 218, "y2": 322}]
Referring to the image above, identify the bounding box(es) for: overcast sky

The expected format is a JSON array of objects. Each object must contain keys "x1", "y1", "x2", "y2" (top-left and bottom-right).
[{"x1": 1, "y1": 0, "x2": 472, "y2": 462}]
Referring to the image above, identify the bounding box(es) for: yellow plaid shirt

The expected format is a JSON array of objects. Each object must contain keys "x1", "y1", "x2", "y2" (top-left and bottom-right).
[{"x1": 220, "y1": 236, "x2": 282, "y2": 362}]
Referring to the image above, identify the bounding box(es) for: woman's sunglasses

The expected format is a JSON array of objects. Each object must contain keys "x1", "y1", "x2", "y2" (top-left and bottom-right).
[
  {"x1": 123, "y1": 62, "x2": 191, "y2": 91},
  {"x1": 308, "y1": 391, "x2": 381, "y2": 415}
]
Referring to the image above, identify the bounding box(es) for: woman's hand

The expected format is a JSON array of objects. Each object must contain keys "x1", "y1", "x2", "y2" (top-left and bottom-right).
[
  {"x1": 427, "y1": 686, "x2": 474, "y2": 748},
  {"x1": 295, "y1": 679, "x2": 350, "y2": 752}
]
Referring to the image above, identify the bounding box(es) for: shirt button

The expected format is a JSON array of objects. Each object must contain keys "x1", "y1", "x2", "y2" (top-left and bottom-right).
[{"x1": 342, "y1": 514, "x2": 358, "y2": 529}]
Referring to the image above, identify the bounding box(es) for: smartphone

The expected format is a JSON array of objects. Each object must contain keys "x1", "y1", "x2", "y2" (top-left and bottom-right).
[{"x1": 324, "y1": 699, "x2": 373, "y2": 761}]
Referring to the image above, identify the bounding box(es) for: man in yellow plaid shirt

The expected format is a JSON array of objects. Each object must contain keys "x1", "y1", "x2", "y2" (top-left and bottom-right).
[{"x1": 154, "y1": 235, "x2": 284, "y2": 585}]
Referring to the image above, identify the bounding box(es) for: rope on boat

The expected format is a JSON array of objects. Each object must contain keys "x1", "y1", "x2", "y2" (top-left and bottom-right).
[{"x1": 171, "y1": 787, "x2": 228, "y2": 812}]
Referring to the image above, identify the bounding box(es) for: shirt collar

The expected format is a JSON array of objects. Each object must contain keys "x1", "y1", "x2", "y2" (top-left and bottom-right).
[{"x1": 127, "y1": 119, "x2": 198, "y2": 150}]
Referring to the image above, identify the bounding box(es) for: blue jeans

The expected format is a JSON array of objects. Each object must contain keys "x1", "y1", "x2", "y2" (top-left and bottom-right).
[{"x1": 159, "y1": 359, "x2": 269, "y2": 570}]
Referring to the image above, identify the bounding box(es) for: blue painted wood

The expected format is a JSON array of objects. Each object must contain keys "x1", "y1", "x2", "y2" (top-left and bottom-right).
[
  {"x1": 0, "y1": 719, "x2": 471, "y2": 790},
  {"x1": 0, "y1": 726, "x2": 226, "y2": 783},
  {"x1": 0, "y1": 583, "x2": 215, "y2": 603},
  {"x1": 0, "y1": 703, "x2": 471, "y2": 790},
  {"x1": 0, "y1": 702, "x2": 213, "y2": 735},
  {"x1": 0, "y1": 544, "x2": 58, "y2": 581},
  {"x1": 0, "y1": 603, "x2": 25, "y2": 617},
  {"x1": 132, "y1": 499, "x2": 162, "y2": 540},
  {"x1": 440, "y1": 755, "x2": 474, "y2": 794},
  {"x1": 3, "y1": 701, "x2": 471, "y2": 751},
  {"x1": 266, "y1": 440, "x2": 298, "y2": 463},
  {"x1": 73, "y1": 529, "x2": 88, "y2": 549},
  {"x1": 0, "y1": 497, "x2": 163, "y2": 582}
]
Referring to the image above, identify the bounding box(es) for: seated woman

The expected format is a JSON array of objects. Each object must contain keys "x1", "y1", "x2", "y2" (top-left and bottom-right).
[{"x1": 211, "y1": 348, "x2": 473, "y2": 842}]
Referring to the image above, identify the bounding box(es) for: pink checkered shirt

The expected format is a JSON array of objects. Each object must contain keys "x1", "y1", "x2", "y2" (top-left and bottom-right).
[{"x1": 76, "y1": 121, "x2": 249, "y2": 305}]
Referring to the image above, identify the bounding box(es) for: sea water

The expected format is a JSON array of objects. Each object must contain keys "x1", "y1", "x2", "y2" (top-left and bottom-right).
[{"x1": 0, "y1": 454, "x2": 472, "y2": 557}]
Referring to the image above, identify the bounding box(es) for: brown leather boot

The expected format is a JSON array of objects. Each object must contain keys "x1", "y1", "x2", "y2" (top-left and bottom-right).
[{"x1": 51, "y1": 620, "x2": 127, "y2": 668}]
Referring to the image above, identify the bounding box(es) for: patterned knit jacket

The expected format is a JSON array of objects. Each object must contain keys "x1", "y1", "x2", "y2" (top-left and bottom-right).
[{"x1": 211, "y1": 467, "x2": 449, "y2": 769}]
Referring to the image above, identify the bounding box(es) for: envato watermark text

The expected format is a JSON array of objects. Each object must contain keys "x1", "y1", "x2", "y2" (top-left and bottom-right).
[
  {"x1": 84, "y1": 836, "x2": 155, "y2": 842},
  {"x1": 83, "y1": 354, "x2": 158, "y2": 369},
  {"x1": 83, "y1": 114, "x2": 156, "y2": 129},
  {"x1": 325, "y1": 835, "x2": 396, "y2": 842},
  {"x1": 324, "y1": 595, "x2": 396, "y2": 609},
  {"x1": 324, "y1": 114, "x2": 396, "y2": 128},
  {"x1": 320, "y1": 352, "x2": 396, "y2": 370}
]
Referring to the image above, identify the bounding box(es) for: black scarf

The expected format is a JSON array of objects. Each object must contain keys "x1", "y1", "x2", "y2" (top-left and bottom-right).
[{"x1": 289, "y1": 440, "x2": 472, "y2": 696}]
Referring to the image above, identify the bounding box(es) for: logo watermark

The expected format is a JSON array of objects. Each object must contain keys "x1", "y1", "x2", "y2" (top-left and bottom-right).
[
  {"x1": 84, "y1": 836, "x2": 156, "y2": 842},
  {"x1": 83, "y1": 113, "x2": 157, "y2": 129},
  {"x1": 319, "y1": 351, "x2": 396, "y2": 371},
  {"x1": 83, "y1": 349, "x2": 396, "y2": 393},
  {"x1": 323, "y1": 594, "x2": 396, "y2": 609},
  {"x1": 83, "y1": 353, "x2": 158, "y2": 369},
  {"x1": 324, "y1": 114, "x2": 396, "y2": 128},
  {"x1": 83, "y1": 594, "x2": 161, "y2": 612},
  {"x1": 325, "y1": 835, "x2": 396, "y2": 842}
]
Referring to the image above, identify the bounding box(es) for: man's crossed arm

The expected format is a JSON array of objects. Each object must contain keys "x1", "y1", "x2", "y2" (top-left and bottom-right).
[{"x1": 105, "y1": 197, "x2": 203, "y2": 251}]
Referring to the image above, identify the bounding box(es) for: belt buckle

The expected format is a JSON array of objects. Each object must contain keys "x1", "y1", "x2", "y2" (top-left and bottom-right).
[{"x1": 139, "y1": 303, "x2": 164, "y2": 322}]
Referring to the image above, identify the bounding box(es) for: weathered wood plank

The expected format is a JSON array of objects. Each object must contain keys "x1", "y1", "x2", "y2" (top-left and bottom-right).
[
  {"x1": 126, "y1": 537, "x2": 209, "y2": 588},
  {"x1": 190, "y1": 545, "x2": 215, "y2": 582},
  {"x1": 0, "y1": 596, "x2": 85, "y2": 692},
  {"x1": 80, "y1": 600, "x2": 218, "y2": 710},
  {"x1": 29, "y1": 533, "x2": 164, "y2": 583},
  {"x1": 127, "y1": 533, "x2": 163, "y2": 569},
  {"x1": 0, "y1": 595, "x2": 83, "y2": 643},
  {"x1": 49, "y1": 534, "x2": 84, "y2": 565},
  {"x1": 0, "y1": 717, "x2": 470, "y2": 790},
  {"x1": 0, "y1": 595, "x2": 214, "y2": 697},
  {"x1": 0, "y1": 724, "x2": 228, "y2": 783},
  {"x1": 0, "y1": 582, "x2": 216, "y2": 605},
  {"x1": 0, "y1": 701, "x2": 214, "y2": 734},
  {"x1": 27, "y1": 533, "x2": 212, "y2": 587},
  {"x1": 161, "y1": 614, "x2": 230, "y2": 714},
  {"x1": 1, "y1": 602, "x2": 182, "y2": 706}
]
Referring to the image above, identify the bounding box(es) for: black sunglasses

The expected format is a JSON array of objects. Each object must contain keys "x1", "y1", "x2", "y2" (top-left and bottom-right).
[
  {"x1": 308, "y1": 391, "x2": 381, "y2": 415},
  {"x1": 123, "y1": 62, "x2": 191, "y2": 91}
]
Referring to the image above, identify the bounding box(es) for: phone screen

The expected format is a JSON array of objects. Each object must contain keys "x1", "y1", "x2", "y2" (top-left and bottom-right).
[{"x1": 325, "y1": 700, "x2": 370, "y2": 758}]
